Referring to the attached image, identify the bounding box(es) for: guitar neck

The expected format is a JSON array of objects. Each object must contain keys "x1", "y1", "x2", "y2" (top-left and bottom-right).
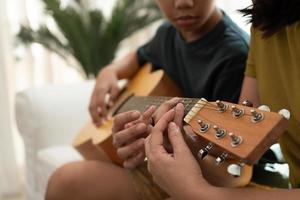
[{"x1": 114, "y1": 96, "x2": 200, "y2": 116}]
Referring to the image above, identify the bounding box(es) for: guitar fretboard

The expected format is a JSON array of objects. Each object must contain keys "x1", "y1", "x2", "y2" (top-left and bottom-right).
[{"x1": 115, "y1": 96, "x2": 199, "y2": 116}]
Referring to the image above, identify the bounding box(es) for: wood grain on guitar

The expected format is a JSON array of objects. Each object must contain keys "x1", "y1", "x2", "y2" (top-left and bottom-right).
[{"x1": 73, "y1": 64, "x2": 289, "y2": 188}]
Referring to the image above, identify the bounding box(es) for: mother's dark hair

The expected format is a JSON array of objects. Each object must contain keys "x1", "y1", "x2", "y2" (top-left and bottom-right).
[{"x1": 240, "y1": 0, "x2": 300, "y2": 37}]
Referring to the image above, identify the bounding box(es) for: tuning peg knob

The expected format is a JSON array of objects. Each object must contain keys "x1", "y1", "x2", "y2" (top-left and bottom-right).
[
  {"x1": 229, "y1": 133, "x2": 243, "y2": 147},
  {"x1": 278, "y1": 109, "x2": 291, "y2": 120},
  {"x1": 242, "y1": 100, "x2": 253, "y2": 107},
  {"x1": 250, "y1": 109, "x2": 264, "y2": 123},
  {"x1": 231, "y1": 105, "x2": 244, "y2": 118},
  {"x1": 198, "y1": 120, "x2": 210, "y2": 133},
  {"x1": 216, "y1": 100, "x2": 228, "y2": 112},
  {"x1": 215, "y1": 152, "x2": 228, "y2": 166},
  {"x1": 258, "y1": 105, "x2": 271, "y2": 112},
  {"x1": 213, "y1": 125, "x2": 226, "y2": 139},
  {"x1": 197, "y1": 143, "x2": 213, "y2": 160},
  {"x1": 227, "y1": 164, "x2": 242, "y2": 177}
]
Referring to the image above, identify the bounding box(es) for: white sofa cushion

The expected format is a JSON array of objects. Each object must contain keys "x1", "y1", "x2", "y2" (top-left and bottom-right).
[
  {"x1": 36, "y1": 145, "x2": 83, "y2": 197},
  {"x1": 15, "y1": 80, "x2": 94, "y2": 200}
]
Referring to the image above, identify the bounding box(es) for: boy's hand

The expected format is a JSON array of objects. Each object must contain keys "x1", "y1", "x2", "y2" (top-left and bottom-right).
[
  {"x1": 89, "y1": 66, "x2": 120, "y2": 126},
  {"x1": 111, "y1": 97, "x2": 181, "y2": 169}
]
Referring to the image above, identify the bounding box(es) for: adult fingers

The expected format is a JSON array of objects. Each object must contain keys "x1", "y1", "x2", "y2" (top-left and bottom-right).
[
  {"x1": 117, "y1": 138, "x2": 145, "y2": 160},
  {"x1": 112, "y1": 123, "x2": 147, "y2": 148},
  {"x1": 173, "y1": 103, "x2": 184, "y2": 128},
  {"x1": 123, "y1": 151, "x2": 145, "y2": 169},
  {"x1": 168, "y1": 122, "x2": 189, "y2": 155},
  {"x1": 112, "y1": 110, "x2": 141, "y2": 133},
  {"x1": 125, "y1": 106, "x2": 156, "y2": 128},
  {"x1": 153, "y1": 109, "x2": 175, "y2": 133},
  {"x1": 153, "y1": 97, "x2": 180, "y2": 123},
  {"x1": 160, "y1": 98, "x2": 181, "y2": 111},
  {"x1": 142, "y1": 105, "x2": 156, "y2": 122},
  {"x1": 149, "y1": 109, "x2": 175, "y2": 150}
]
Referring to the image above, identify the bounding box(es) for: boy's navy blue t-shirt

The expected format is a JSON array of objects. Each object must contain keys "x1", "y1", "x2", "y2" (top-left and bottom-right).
[{"x1": 137, "y1": 13, "x2": 249, "y2": 103}]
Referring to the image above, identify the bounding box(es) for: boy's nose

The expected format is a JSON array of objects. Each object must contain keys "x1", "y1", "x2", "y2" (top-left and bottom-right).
[{"x1": 174, "y1": 0, "x2": 194, "y2": 9}]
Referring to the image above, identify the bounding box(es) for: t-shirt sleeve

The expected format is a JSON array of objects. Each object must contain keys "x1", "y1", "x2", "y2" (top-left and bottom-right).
[
  {"x1": 136, "y1": 23, "x2": 168, "y2": 70},
  {"x1": 245, "y1": 27, "x2": 256, "y2": 77},
  {"x1": 212, "y1": 55, "x2": 246, "y2": 103}
]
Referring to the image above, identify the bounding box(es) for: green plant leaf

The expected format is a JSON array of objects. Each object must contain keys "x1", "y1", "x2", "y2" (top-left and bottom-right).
[{"x1": 16, "y1": 0, "x2": 162, "y2": 78}]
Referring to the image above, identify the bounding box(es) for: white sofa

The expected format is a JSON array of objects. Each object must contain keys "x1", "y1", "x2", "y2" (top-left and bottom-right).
[{"x1": 15, "y1": 80, "x2": 95, "y2": 200}]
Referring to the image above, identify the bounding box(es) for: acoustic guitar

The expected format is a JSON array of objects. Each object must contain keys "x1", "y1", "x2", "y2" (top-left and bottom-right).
[{"x1": 73, "y1": 64, "x2": 289, "y2": 187}]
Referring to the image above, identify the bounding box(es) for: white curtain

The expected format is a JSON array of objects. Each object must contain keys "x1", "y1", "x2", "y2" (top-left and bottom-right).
[
  {"x1": 217, "y1": 0, "x2": 252, "y2": 33},
  {"x1": 0, "y1": 0, "x2": 21, "y2": 197},
  {"x1": 0, "y1": 0, "x2": 123, "y2": 197},
  {"x1": 0, "y1": 0, "x2": 83, "y2": 197}
]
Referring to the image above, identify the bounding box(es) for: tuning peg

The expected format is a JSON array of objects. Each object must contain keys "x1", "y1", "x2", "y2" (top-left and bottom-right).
[
  {"x1": 242, "y1": 100, "x2": 253, "y2": 107},
  {"x1": 229, "y1": 133, "x2": 243, "y2": 147},
  {"x1": 231, "y1": 105, "x2": 244, "y2": 118},
  {"x1": 250, "y1": 109, "x2": 264, "y2": 123},
  {"x1": 278, "y1": 109, "x2": 291, "y2": 120},
  {"x1": 198, "y1": 120, "x2": 210, "y2": 133},
  {"x1": 213, "y1": 125, "x2": 226, "y2": 139},
  {"x1": 216, "y1": 100, "x2": 228, "y2": 112},
  {"x1": 258, "y1": 105, "x2": 271, "y2": 112},
  {"x1": 215, "y1": 152, "x2": 228, "y2": 166},
  {"x1": 227, "y1": 164, "x2": 242, "y2": 177},
  {"x1": 197, "y1": 143, "x2": 213, "y2": 160}
]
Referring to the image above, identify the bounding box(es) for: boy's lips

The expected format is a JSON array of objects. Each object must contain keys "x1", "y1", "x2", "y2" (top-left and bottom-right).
[{"x1": 175, "y1": 16, "x2": 199, "y2": 28}]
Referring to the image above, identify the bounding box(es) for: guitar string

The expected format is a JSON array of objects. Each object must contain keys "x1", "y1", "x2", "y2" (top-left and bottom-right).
[
  {"x1": 191, "y1": 104, "x2": 253, "y2": 117},
  {"x1": 125, "y1": 99, "x2": 253, "y2": 117},
  {"x1": 186, "y1": 104, "x2": 258, "y2": 136},
  {"x1": 188, "y1": 113, "x2": 235, "y2": 134}
]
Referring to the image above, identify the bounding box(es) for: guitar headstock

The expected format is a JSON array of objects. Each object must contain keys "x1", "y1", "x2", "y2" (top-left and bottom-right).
[{"x1": 184, "y1": 98, "x2": 289, "y2": 165}]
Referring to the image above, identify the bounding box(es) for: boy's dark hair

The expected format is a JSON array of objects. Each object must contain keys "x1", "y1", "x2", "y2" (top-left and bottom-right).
[{"x1": 240, "y1": 0, "x2": 300, "y2": 37}]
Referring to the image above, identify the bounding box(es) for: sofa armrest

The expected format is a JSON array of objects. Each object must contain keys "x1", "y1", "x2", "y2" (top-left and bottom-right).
[
  {"x1": 15, "y1": 80, "x2": 95, "y2": 151},
  {"x1": 15, "y1": 80, "x2": 95, "y2": 200}
]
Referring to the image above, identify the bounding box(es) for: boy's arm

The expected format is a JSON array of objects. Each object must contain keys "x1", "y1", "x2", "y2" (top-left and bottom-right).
[
  {"x1": 108, "y1": 51, "x2": 140, "y2": 79},
  {"x1": 89, "y1": 51, "x2": 140, "y2": 126}
]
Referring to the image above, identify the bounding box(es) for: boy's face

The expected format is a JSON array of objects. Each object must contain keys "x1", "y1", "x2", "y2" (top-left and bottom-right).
[{"x1": 155, "y1": 0, "x2": 216, "y2": 33}]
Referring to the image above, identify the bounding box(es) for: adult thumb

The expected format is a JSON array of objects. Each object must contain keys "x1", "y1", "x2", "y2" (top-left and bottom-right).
[{"x1": 168, "y1": 122, "x2": 188, "y2": 154}]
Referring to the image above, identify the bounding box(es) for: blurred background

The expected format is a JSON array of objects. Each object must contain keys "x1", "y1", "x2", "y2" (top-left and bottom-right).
[{"x1": 0, "y1": 0, "x2": 251, "y2": 200}]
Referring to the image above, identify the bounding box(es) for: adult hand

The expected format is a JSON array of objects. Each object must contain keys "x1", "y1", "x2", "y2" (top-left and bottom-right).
[
  {"x1": 89, "y1": 66, "x2": 120, "y2": 126},
  {"x1": 111, "y1": 97, "x2": 181, "y2": 169},
  {"x1": 112, "y1": 106, "x2": 156, "y2": 169},
  {"x1": 145, "y1": 103, "x2": 209, "y2": 199},
  {"x1": 152, "y1": 97, "x2": 181, "y2": 124}
]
